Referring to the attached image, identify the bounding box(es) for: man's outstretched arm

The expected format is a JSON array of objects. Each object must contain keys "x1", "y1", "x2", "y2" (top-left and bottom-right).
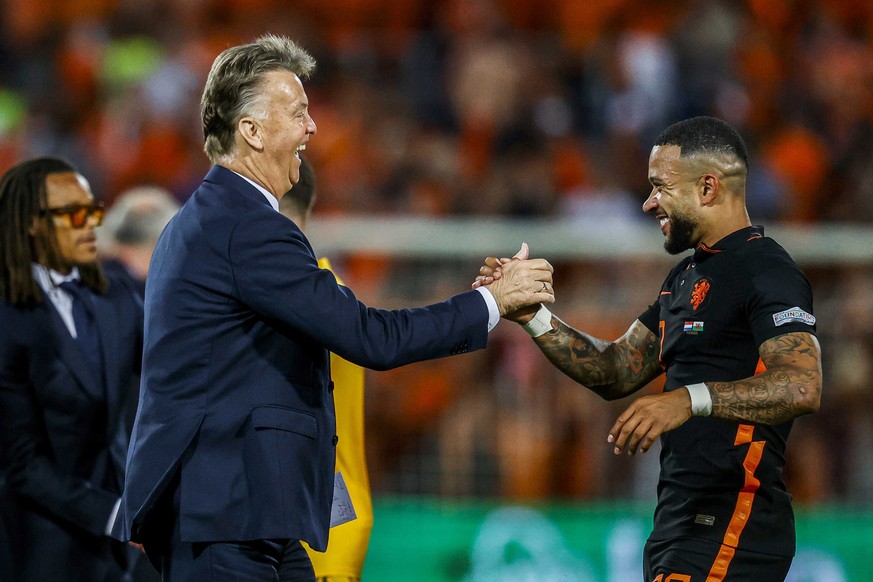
[
  {"x1": 532, "y1": 316, "x2": 664, "y2": 401},
  {"x1": 473, "y1": 251, "x2": 662, "y2": 400}
]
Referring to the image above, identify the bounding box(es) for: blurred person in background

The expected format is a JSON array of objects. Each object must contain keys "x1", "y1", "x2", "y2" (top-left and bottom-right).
[
  {"x1": 478, "y1": 116, "x2": 822, "y2": 581},
  {"x1": 0, "y1": 157, "x2": 144, "y2": 582},
  {"x1": 98, "y1": 185, "x2": 180, "y2": 298},
  {"x1": 113, "y1": 34, "x2": 554, "y2": 581},
  {"x1": 98, "y1": 185, "x2": 180, "y2": 582},
  {"x1": 280, "y1": 157, "x2": 372, "y2": 582}
]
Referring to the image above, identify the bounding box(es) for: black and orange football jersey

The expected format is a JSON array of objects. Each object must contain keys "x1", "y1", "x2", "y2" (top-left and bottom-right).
[{"x1": 638, "y1": 225, "x2": 817, "y2": 558}]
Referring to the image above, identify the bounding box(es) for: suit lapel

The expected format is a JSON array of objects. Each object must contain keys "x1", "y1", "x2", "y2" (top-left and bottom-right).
[{"x1": 44, "y1": 299, "x2": 103, "y2": 401}]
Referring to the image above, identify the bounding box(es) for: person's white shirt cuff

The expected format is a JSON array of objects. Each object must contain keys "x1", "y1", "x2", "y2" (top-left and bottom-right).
[
  {"x1": 105, "y1": 498, "x2": 121, "y2": 536},
  {"x1": 475, "y1": 287, "x2": 500, "y2": 332}
]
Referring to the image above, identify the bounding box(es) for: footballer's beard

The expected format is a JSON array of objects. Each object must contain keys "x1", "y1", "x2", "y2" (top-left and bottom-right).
[{"x1": 664, "y1": 211, "x2": 699, "y2": 255}]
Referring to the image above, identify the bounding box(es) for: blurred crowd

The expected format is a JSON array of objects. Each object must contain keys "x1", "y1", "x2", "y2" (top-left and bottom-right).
[
  {"x1": 2, "y1": 0, "x2": 873, "y2": 505},
  {"x1": 2, "y1": 0, "x2": 872, "y2": 221}
]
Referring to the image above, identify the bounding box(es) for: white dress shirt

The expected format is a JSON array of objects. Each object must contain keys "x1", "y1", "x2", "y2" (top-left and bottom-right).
[{"x1": 31, "y1": 263, "x2": 82, "y2": 338}]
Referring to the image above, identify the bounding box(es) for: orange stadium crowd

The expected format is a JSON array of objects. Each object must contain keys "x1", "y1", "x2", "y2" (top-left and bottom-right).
[{"x1": 1, "y1": 0, "x2": 872, "y2": 507}]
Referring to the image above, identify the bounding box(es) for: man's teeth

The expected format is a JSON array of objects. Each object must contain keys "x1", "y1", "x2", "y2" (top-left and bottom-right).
[
  {"x1": 296, "y1": 144, "x2": 306, "y2": 152},
  {"x1": 660, "y1": 217, "x2": 669, "y2": 226}
]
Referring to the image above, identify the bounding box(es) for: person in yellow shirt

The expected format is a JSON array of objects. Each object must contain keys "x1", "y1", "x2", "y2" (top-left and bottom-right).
[{"x1": 279, "y1": 158, "x2": 373, "y2": 581}]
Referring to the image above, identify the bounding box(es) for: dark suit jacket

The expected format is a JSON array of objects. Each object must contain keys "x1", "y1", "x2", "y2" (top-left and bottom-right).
[
  {"x1": 115, "y1": 166, "x2": 489, "y2": 552},
  {"x1": 0, "y1": 274, "x2": 143, "y2": 581}
]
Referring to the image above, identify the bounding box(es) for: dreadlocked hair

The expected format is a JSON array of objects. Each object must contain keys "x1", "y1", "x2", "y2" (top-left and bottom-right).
[{"x1": 0, "y1": 157, "x2": 106, "y2": 306}]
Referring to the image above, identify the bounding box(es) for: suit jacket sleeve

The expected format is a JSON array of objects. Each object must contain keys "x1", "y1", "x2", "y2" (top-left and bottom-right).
[
  {"x1": 0, "y1": 316, "x2": 117, "y2": 538},
  {"x1": 227, "y1": 212, "x2": 489, "y2": 370}
]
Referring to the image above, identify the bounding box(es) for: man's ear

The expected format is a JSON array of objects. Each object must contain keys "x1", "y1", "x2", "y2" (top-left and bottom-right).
[
  {"x1": 238, "y1": 117, "x2": 264, "y2": 151},
  {"x1": 29, "y1": 219, "x2": 52, "y2": 265},
  {"x1": 699, "y1": 173, "x2": 720, "y2": 206},
  {"x1": 28, "y1": 216, "x2": 41, "y2": 237}
]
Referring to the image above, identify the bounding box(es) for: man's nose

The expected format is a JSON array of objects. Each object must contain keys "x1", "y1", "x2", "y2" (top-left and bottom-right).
[{"x1": 642, "y1": 190, "x2": 659, "y2": 213}]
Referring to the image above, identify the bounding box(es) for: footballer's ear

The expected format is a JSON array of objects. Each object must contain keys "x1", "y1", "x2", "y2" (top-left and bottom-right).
[{"x1": 698, "y1": 173, "x2": 720, "y2": 206}]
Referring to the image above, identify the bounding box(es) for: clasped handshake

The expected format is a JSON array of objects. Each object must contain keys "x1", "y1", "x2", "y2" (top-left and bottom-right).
[{"x1": 472, "y1": 242, "x2": 553, "y2": 324}]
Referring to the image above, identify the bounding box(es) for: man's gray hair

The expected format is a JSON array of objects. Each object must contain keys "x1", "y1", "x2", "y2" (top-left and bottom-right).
[
  {"x1": 98, "y1": 186, "x2": 180, "y2": 253},
  {"x1": 200, "y1": 34, "x2": 316, "y2": 163}
]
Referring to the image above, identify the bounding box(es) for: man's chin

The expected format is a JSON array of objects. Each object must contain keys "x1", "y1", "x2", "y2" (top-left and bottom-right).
[
  {"x1": 663, "y1": 236, "x2": 692, "y2": 255},
  {"x1": 74, "y1": 257, "x2": 99, "y2": 268}
]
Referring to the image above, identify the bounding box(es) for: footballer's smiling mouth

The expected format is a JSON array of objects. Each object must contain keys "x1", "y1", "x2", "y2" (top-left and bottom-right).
[
  {"x1": 295, "y1": 143, "x2": 306, "y2": 159},
  {"x1": 657, "y1": 213, "x2": 670, "y2": 235}
]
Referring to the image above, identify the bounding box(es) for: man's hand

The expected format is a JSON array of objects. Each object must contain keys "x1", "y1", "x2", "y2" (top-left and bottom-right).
[
  {"x1": 473, "y1": 243, "x2": 551, "y2": 322},
  {"x1": 607, "y1": 389, "x2": 692, "y2": 455},
  {"x1": 482, "y1": 244, "x2": 554, "y2": 316},
  {"x1": 472, "y1": 245, "x2": 517, "y2": 289},
  {"x1": 473, "y1": 256, "x2": 510, "y2": 288}
]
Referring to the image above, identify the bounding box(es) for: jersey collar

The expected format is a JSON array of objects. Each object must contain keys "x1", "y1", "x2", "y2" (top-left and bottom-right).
[{"x1": 693, "y1": 225, "x2": 764, "y2": 263}]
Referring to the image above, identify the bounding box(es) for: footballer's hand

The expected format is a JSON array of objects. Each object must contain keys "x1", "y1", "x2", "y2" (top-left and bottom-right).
[
  {"x1": 503, "y1": 303, "x2": 540, "y2": 324},
  {"x1": 486, "y1": 257, "x2": 554, "y2": 316},
  {"x1": 608, "y1": 389, "x2": 692, "y2": 455},
  {"x1": 472, "y1": 243, "x2": 526, "y2": 289}
]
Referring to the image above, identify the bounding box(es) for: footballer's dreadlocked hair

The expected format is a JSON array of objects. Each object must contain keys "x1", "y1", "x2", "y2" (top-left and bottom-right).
[{"x1": 0, "y1": 157, "x2": 106, "y2": 306}]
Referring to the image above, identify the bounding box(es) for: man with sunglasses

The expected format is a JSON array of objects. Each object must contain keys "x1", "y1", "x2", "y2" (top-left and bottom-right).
[{"x1": 0, "y1": 157, "x2": 144, "y2": 581}]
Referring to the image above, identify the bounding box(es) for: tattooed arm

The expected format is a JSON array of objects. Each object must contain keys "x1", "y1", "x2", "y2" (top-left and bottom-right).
[
  {"x1": 533, "y1": 316, "x2": 664, "y2": 400},
  {"x1": 472, "y1": 253, "x2": 662, "y2": 398},
  {"x1": 609, "y1": 331, "x2": 822, "y2": 455},
  {"x1": 708, "y1": 331, "x2": 822, "y2": 424}
]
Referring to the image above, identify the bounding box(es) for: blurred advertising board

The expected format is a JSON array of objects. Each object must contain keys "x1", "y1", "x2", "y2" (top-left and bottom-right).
[{"x1": 363, "y1": 499, "x2": 872, "y2": 581}]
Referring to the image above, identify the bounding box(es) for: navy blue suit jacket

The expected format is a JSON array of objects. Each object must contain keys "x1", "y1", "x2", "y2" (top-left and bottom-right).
[
  {"x1": 0, "y1": 275, "x2": 143, "y2": 581},
  {"x1": 115, "y1": 166, "x2": 489, "y2": 551}
]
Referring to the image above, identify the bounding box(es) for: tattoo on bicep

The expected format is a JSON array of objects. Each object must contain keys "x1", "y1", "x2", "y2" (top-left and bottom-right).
[
  {"x1": 624, "y1": 323, "x2": 662, "y2": 377},
  {"x1": 709, "y1": 332, "x2": 821, "y2": 424}
]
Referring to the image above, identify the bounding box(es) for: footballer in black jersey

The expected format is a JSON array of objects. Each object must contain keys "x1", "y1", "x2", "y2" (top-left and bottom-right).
[{"x1": 475, "y1": 117, "x2": 822, "y2": 581}]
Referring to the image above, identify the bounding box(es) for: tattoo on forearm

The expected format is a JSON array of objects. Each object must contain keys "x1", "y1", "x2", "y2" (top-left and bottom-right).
[
  {"x1": 533, "y1": 317, "x2": 661, "y2": 399},
  {"x1": 709, "y1": 332, "x2": 821, "y2": 424}
]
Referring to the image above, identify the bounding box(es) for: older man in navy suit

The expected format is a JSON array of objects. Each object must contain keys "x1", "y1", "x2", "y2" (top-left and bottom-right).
[
  {"x1": 0, "y1": 157, "x2": 144, "y2": 581},
  {"x1": 114, "y1": 35, "x2": 554, "y2": 581}
]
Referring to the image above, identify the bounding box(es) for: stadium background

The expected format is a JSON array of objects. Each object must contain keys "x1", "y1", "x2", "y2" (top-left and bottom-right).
[{"x1": 1, "y1": 0, "x2": 872, "y2": 579}]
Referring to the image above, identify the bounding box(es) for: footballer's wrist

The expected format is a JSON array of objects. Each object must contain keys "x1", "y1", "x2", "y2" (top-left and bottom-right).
[
  {"x1": 686, "y1": 382, "x2": 712, "y2": 417},
  {"x1": 521, "y1": 304, "x2": 553, "y2": 338}
]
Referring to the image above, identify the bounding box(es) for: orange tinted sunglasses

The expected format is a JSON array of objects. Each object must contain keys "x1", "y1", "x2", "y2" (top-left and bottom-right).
[{"x1": 43, "y1": 202, "x2": 105, "y2": 228}]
